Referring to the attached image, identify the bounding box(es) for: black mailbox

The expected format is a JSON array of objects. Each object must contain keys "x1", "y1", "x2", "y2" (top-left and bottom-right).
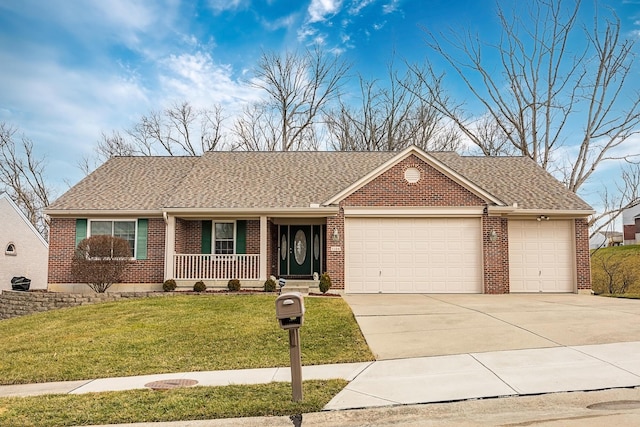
[{"x1": 275, "y1": 292, "x2": 305, "y2": 330}]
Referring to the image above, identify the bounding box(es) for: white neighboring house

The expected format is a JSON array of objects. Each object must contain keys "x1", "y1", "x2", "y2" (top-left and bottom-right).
[
  {"x1": 589, "y1": 231, "x2": 623, "y2": 249},
  {"x1": 622, "y1": 204, "x2": 640, "y2": 245},
  {"x1": 0, "y1": 193, "x2": 48, "y2": 291}
]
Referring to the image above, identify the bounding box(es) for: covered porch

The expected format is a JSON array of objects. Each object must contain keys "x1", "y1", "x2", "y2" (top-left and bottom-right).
[{"x1": 163, "y1": 209, "x2": 336, "y2": 284}]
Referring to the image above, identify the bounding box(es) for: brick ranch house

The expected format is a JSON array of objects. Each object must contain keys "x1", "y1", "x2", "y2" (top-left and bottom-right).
[{"x1": 46, "y1": 146, "x2": 593, "y2": 294}]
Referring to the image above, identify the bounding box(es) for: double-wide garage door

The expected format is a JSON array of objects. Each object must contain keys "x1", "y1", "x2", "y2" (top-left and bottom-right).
[{"x1": 345, "y1": 217, "x2": 482, "y2": 293}]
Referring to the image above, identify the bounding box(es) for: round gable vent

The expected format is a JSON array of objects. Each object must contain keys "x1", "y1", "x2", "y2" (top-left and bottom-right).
[{"x1": 404, "y1": 167, "x2": 421, "y2": 184}]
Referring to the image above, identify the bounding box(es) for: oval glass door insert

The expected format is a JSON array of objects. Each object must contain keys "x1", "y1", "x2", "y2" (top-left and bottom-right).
[{"x1": 294, "y1": 230, "x2": 307, "y2": 265}]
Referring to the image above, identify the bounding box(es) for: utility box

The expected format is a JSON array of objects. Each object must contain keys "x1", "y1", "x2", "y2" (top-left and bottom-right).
[{"x1": 275, "y1": 292, "x2": 305, "y2": 330}]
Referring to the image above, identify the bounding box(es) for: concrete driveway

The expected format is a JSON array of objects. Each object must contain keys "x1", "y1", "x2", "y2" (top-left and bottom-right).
[{"x1": 343, "y1": 293, "x2": 640, "y2": 360}]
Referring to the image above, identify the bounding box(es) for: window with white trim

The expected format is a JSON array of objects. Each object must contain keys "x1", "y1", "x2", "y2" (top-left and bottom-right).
[
  {"x1": 214, "y1": 222, "x2": 234, "y2": 254},
  {"x1": 89, "y1": 220, "x2": 136, "y2": 258}
]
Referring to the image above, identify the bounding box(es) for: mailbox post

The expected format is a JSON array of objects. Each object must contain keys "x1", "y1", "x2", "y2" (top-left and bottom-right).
[{"x1": 275, "y1": 292, "x2": 305, "y2": 402}]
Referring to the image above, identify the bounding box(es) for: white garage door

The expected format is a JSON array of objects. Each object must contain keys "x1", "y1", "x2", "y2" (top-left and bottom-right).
[
  {"x1": 345, "y1": 217, "x2": 482, "y2": 293},
  {"x1": 508, "y1": 220, "x2": 575, "y2": 292}
]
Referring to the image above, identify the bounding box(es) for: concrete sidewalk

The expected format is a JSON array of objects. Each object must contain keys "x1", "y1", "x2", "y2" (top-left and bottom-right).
[
  {"x1": 2, "y1": 341, "x2": 640, "y2": 412},
  {"x1": 0, "y1": 362, "x2": 371, "y2": 398}
]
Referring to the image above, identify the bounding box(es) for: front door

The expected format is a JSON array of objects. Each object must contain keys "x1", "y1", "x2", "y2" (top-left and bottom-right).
[{"x1": 279, "y1": 225, "x2": 312, "y2": 276}]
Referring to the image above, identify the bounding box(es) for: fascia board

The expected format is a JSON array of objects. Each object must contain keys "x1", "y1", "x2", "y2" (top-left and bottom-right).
[
  {"x1": 343, "y1": 206, "x2": 485, "y2": 217},
  {"x1": 163, "y1": 207, "x2": 339, "y2": 218},
  {"x1": 499, "y1": 208, "x2": 595, "y2": 218},
  {"x1": 45, "y1": 209, "x2": 165, "y2": 218},
  {"x1": 47, "y1": 207, "x2": 339, "y2": 219}
]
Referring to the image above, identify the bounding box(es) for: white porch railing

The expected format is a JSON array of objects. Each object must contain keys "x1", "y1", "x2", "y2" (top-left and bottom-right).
[{"x1": 173, "y1": 254, "x2": 260, "y2": 280}]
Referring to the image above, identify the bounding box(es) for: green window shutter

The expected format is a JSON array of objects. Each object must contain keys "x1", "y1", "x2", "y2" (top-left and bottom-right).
[
  {"x1": 236, "y1": 220, "x2": 246, "y2": 254},
  {"x1": 136, "y1": 219, "x2": 148, "y2": 260},
  {"x1": 75, "y1": 219, "x2": 87, "y2": 247},
  {"x1": 201, "y1": 220, "x2": 212, "y2": 254}
]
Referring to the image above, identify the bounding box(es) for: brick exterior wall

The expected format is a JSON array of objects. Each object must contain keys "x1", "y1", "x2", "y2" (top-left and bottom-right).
[
  {"x1": 176, "y1": 219, "x2": 201, "y2": 254},
  {"x1": 326, "y1": 213, "x2": 345, "y2": 289},
  {"x1": 48, "y1": 217, "x2": 165, "y2": 285},
  {"x1": 482, "y1": 214, "x2": 510, "y2": 294},
  {"x1": 575, "y1": 218, "x2": 592, "y2": 291},
  {"x1": 48, "y1": 218, "x2": 76, "y2": 284},
  {"x1": 343, "y1": 155, "x2": 486, "y2": 207},
  {"x1": 246, "y1": 220, "x2": 260, "y2": 254}
]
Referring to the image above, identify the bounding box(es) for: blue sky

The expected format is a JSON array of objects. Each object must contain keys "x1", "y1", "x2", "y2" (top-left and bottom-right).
[{"x1": 0, "y1": 0, "x2": 639, "y2": 208}]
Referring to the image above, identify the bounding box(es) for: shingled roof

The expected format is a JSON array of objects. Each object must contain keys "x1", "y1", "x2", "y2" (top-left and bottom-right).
[
  {"x1": 431, "y1": 153, "x2": 592, "y2": 211},
  {"x1": 47, "y1": 149, "x2": 592, "y2": 213}
]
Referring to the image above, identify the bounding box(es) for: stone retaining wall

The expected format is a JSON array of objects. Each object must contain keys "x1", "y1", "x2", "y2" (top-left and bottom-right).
[{"x1": 0, "y1": 290, "x2": 168, "y2": 320}]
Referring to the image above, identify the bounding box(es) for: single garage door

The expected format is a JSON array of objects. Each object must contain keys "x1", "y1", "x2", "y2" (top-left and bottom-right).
[
  {"x1": 508, "y1": 220, "x2": 575, "y2": 292},
  {"x1": 345, "y1": 217, "x2": 482, "y2": 293}
]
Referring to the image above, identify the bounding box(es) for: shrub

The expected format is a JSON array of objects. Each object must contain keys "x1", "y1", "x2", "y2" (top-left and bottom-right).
[
  {"x1": 193, "y1": 281, "x2": 207, "y2": 292},
  {"x1": 592, "y1": 251, "x2": 638, "y2": 295},
  {"x1": 162, "y1": 279, "x2": 177, "y2": 292},
  {"x1": 264, "y1": 278, "x2": 277, "y2": 292},
  {"x1": 70, "y1": 235, "x2": 131, "y2": 293},
  {"x1": 227, "y1": 279, "x2": 241, "y2": 292},
  {"x1": 319, "y1": 272, "x2": 332, "y2": 294}
]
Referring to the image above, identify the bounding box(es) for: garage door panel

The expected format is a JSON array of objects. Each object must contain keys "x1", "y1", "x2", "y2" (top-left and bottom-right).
[
  {"x1": 346, "y1": 217, "x2": 482, "y2": 293},
  {"x1": 509, "y1": 220, "x2": 574, "y2": 293}
]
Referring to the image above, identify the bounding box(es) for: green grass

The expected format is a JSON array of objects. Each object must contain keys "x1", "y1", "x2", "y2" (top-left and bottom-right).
[
  {"x1": 0, "y1": 294, "x2": 374, "y2": 385},
  {"x1": 0, "y1": 379, "x2": 347, "y2": 427},
  {"x1": 591, "y1": 245, "x2": 640, "y2": 296}
]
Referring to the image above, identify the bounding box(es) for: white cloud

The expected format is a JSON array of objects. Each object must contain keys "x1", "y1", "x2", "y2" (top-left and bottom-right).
[
  {"x1": 382, "y1": 0, "x2": 400, "y2": 14},
  {"x1": 262, "y1": 13, "x2": 298, "y2": 31},
  {"x1": 349, "y1": 0, "x2": 375, "y2": 15},
  {"x1": 158, "y1": 51, "x2": 262, "y2": 113},
  {"x1": 307, "y1": 0, "x2": 343, "y2": 23},
  {"x1": 207, "y1": 0, "x2": 248, "y2": 14}
]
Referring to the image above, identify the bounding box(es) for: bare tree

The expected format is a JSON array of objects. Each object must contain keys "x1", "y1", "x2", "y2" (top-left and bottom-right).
[
  {"x1": 86, "y1": 101, "x2": 227, "y2": 171},
  {"x1": 0, "y1": 122, "x2": 52, "y2": 239},
  {"x1": 71, "y1": 235, "x2": 131, "y2": 293},
  {"x1": 414, "y1": 0, "x2": 640, "y2": 234},
  {"x1": 326, "y1": 61, "x2": 461, "y2": 152},
  {"x1": 235, "y1": 45, "x2": 350, "y2": 151},
  {"x1": 232, "y1": 102, "x2": 282, "y2": 151},
  {"x1": 590, "y1": 163, "x2": 640, "y2": 241}
]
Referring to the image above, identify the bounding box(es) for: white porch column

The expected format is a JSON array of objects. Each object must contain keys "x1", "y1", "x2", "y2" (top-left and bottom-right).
[
  {"x1": 259, "y1": 215, "x2": 268, "y2": 281},
  {"x1": 164, "y1": 214, "x2": 176, "y2": 280}
]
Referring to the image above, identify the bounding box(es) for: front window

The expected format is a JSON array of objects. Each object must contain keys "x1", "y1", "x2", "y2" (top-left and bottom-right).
[
  {"x1": 214, "y1": 222, "x2": 234, "y2": 254},
  {"x1": 89, "y1": 220, "x2": 136, "y2": 258}
]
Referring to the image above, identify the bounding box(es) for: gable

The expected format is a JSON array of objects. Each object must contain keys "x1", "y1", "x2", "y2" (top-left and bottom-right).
[
  {"x1": 325, "y1": 146, "x2": 503, "y2": 207},
  {"x1": 343, "y1": 155, "x2": 487, "y2": 208},
  {"x1": 0, "y1": 194, "x2": 48, "y2": 249}
]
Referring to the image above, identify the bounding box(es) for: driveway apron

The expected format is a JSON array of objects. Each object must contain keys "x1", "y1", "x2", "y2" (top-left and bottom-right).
[{"x1": 342, "y1": 294, "x2": 640, "y2": 360}]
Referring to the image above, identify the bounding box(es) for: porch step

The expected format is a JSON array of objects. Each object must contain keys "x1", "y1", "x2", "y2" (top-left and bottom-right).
[{"x1": 280, "y1": 280, "x2": 319, "y2": 296}]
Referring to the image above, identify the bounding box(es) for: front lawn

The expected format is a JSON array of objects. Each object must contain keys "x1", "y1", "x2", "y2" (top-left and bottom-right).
[
  {"x1": 0, "y1": 380, "x2": 347, "y2": 427},
  {"x1": 0, "y1": 294, "x2": 374, "y2": 385}
]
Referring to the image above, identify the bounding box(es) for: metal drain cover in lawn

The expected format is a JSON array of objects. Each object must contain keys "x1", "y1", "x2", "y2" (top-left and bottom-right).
[{"x1": 145, "y1": 379, "x2": 199, "y2": 390}]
